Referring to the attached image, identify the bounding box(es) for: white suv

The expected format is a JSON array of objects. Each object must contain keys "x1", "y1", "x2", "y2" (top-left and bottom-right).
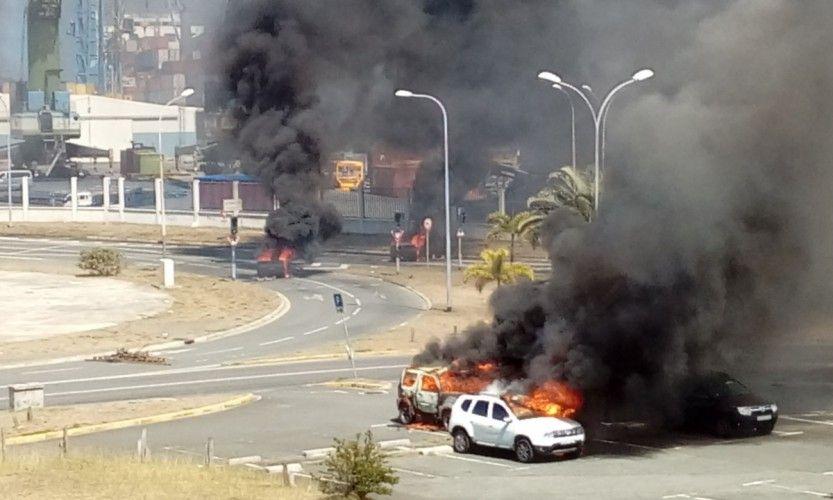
[{"x1": 448, "y1": 394, "x2": 585, "y2": 463}]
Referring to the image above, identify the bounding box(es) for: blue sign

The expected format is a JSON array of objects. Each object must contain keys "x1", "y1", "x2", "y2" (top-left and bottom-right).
[{"x1": 333, "y1": 293, "x2": 344, "y2": 313}]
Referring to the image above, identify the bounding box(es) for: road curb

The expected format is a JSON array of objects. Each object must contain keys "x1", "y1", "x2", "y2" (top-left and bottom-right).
[
  {"x1": 223, "y1": 350, "x2": 415, "y2": 368},
  {"x1": 0, "y1": 290, "x2": 291, "y2": 370},
  {"x1": 5, "y1": 393, "x2": 260, "y2": 446}
]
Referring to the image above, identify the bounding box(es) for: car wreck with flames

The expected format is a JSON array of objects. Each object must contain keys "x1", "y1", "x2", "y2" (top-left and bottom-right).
[{"x1": 396, "y1": 364, "x2": 583, "y2": 430}]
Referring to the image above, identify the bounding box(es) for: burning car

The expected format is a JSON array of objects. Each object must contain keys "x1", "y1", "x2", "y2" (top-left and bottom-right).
[
  {"x1": 678, "y1": 372, "x2": 778, "y2": 437},
  {"x1": 389, "y1": 232, "x2": 426, "y2": 262},
  {"x1": 396, "y1": 365, "x2": 582, "y2": 430},
  {"x1": 448, "y1": 394, "x2": 584, "y2": 462},
  {"x1": 256, "y1": 245, "x2": 296, "y2": 279}
]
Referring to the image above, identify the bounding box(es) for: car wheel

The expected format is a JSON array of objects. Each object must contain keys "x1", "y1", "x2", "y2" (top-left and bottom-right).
[
  {"x1": 514, "y1": 437, "x2": 536, "y2": 463},
  {"x1": 452, "y1": 429, "x2": 471, "y2": 454},
  {"x1": 715, "y1": 418, "x2": 732, "y2": 438},
  {"x1": 398, "y1": 405, "x2": 414, "y2": 425}
]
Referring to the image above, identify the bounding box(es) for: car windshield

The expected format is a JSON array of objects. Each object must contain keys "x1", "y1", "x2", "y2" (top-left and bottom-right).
[
  {"x1": 503, "y1": 398, "x2": 538, "y2": 419},
  {"x1": 721, "y1": 379, "x2": 750, "y2": 397}
]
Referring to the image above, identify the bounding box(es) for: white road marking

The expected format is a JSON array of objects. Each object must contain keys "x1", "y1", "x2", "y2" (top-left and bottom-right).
[
  {"x1": 155, "y1": 348, "x2": 193, "y2": 355},
  {"x1": 390, "y1": 467, "x2": 438, "y2": 478},
  {"x1": 34, "y1": 363, "x2": 407, "y2": 399},
  {"x1": 200, "y1": 347, "x2": 244, "y2": 356},
  {"x1": 398, "y1": 321, "x2": 408, "y2": 327},
  {"x1": 823, "y1": 471, "x2": 833, "y2": 476},
  {"x1": 302, "y1": 326, "x2": 329, "y2": 336},
  {"x1": 352, "y1": 307, "x2": 362, "y2": 316},
  {"x1": 22, "y1": 367, "x2": 83, "y2": 375},
  {"x1": 661, "y1": 495, "x2": 691, "y2": 499},
  {"x1": 0, "y1": 255, "x2": 44, "y2": 261},
  {"x1": 781, "y1": 416, "x2": 833, "y2": 426},
  {"x1": 742, "y1": 480, "x2": 774, "y2": 487},
  {"x1": 772, "y1": 430, "x2": 804, "y2": 436},
  {"x1": 259, "y1": 336, "x2": 294, "y2": 346},
  {"x1": 296, "y1": 277, "x2": 355, "y2": 299},
  {"x1": 334, "y1": 317, "x2": 350, "y2": 325},
  {"x1": 435, "y1": 453, "x2": 515, "y2": 469},
  {"x1": 355, "y1": 298, "x2": 362, "y2": 306},
  {"x1": 370, "y1": 423, "x2": 394, "y2": 428}
]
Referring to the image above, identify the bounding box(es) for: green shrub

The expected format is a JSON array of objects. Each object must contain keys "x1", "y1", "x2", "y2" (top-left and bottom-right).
[
  {"x1": 78, "y1": 248, "x2": 122, "y2": 276},
  {"x1": 320, "y1": 431, "x2": 398, "y2": 499}
]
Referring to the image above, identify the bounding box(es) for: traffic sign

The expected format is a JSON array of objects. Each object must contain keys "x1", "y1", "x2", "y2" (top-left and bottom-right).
[
  {"x1": 223, "y1": 198, "x2": 243, "y2": 216},
  {"x1": 333, "y1": 293, "x2": 344, "y2": 313},
  {"x1": 423, "y1": 217, "x2": 433, "y2": 232}
]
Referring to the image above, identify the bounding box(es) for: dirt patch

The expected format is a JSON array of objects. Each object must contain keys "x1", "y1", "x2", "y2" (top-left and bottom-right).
[
  {"x1": 1, "y1": 394, "x2": 245, "y2": 439},
  {"x1": 0, "y1": 259, "x2": 281, "y2": 364},
  {"x1": 0, "y1": 454, "x2": 316, "y2": 499},
  {"x1": 0, "y1": 222, "x2": 263, "y2": 247}
]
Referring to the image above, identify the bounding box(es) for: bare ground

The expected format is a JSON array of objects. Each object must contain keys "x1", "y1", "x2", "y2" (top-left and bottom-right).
[
  {"x1": 0, "y1": 259, "x2": 281, "y2": 364},
  {"x1": 1, "y1": 394, "x2": 246, "y2": 439}
]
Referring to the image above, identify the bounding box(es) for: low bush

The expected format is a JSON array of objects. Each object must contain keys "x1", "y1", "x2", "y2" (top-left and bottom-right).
[
  {"x1": 78, "y1": 248, "x2": 122, "y2": 276},
  {"x1": 320, "y1": 431, "x2": 398, "y2": 499}
]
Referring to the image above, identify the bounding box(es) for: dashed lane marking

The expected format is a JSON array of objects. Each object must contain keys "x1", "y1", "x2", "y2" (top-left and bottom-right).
[
  {"x1": 772, "y1": 430, "x2": 804, "y2": 437},
  {"x1": 781, "y1": 416, "x2": 833, "y2": 426},
  {"x1": 352, "y1": 307, "x2": 362, "y2": 316},
  {"x1": 22, "y1": 367, "x2": 83, "y2": 375},
  {"x1": 302, "y1": 326, "x2": 329, "y2": 336},
  {"x1": 194, "y1": 347, "x2": 243, "y2": 356},
  {"x1": 391, "y1": 467, "x2": 439, "y2": 479},
  {"x1": 742, "y1": 480, "x2": 775, "y2": 487},
  {"x1": 259, "y1": 336, "x2": 294, "y2": 346}
]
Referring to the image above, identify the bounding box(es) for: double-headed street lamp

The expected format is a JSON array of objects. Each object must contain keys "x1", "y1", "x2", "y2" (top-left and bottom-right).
[
  {"x1": 537, "y1": 69, "x2": 654, "y2": 215},
  {"x1": 549, "y1": 83, "x2": 576, "y2": 169},
  {"x1": 395, "y1": 89, "x2": 453, "y2": 312},
  {"x1": 157, "y1": 87, "x2": 194, "y2": 257}
]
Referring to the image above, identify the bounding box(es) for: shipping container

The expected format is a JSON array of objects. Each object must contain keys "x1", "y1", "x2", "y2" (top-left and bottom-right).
[{"x1": 198, "y1": 174, "x2": 274, "y2": 212}]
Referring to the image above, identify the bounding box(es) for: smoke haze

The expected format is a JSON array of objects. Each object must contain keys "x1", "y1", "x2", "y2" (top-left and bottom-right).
[{"x1": 214, "y1": 1, "x2": 833, "y2": 419}]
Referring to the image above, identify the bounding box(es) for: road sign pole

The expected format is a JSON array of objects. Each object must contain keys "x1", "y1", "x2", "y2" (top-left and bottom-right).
[
  {"x1": 341, "y1": 310, "x2": 357, "y2": 379},
  {"x1": 458, "y1": 235, "x2": 463, "y2": 268},
  {"x1": 231, "y1": 243, "x2": 237, "y2": 280},
  {"x1": 425, "y1": 232, "x2": 430, "y2": 266}
]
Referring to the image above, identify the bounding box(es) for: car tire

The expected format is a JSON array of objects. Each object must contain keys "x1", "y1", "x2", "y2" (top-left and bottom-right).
[
  {"x1": 398, "y1": 405, "x2": 415, "y2": 425},
  {"x1": 514, "y1": 437, "x2": 536, "y2": 463},
  {"x1": 452, "y1": 429, "x2": 471, "y2": 454}
]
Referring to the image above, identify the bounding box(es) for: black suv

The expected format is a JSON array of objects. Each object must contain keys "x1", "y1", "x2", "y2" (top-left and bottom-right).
[{"x1": 680, "y1": 372, "x2": 778, "y2": 437}]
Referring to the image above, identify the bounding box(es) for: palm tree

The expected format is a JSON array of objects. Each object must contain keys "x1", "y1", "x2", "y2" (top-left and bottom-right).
[
  {"x1": 527, "y1": 165, "x2": 595, "y2": 222},
  {"x1": 487, "y1": 211, "x2": 541, "y2": 262},
  {"x1": 464, "y1": 248, "x2": 535, "y2": 292}
]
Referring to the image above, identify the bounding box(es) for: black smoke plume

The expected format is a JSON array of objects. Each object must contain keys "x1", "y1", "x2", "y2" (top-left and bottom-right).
[{"x1": 417, "y1": 0, "x2": 833, "y2": 423}]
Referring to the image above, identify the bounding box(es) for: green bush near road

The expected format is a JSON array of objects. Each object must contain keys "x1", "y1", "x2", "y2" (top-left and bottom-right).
[
  {"x1": 320, "y1": 431, "x2": 398, "y2": 499},
  {"x1": 78, "y1": 248, "x2": 123, "y2": 276}
]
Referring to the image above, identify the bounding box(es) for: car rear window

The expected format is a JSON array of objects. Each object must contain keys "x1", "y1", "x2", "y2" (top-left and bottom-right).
[
  {"x1": 491, "y1": 404, "x2": 509, "y2": 421},
  {"x1": 421, "y1": 376, "x2": 439, "y2": 393},
  {"x1": 461, "y1": 398, "x2": 472, "y2": 412},
  {"x1": 472, "y1": 400, "x2": 489, "y2": 417}
]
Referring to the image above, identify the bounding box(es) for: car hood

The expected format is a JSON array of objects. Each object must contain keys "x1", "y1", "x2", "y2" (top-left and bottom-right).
[
  {"x1": 515, "y1": 417, "x2": 582, "y2": 435},
  {"x1": 723, "y1": 393, "x2": 771, "y2": 408}
]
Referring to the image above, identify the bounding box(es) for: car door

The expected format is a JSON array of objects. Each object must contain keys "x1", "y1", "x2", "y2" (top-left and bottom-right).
[
  {"x1": 485, "y1": 402, "x2": 514, "y2": 448},
  {"x1": 414, "y1": 374, "x2": 440, "y2": 415},
  {"x1": 469, "y1": 399, "x2": 493, "y2": 444}
]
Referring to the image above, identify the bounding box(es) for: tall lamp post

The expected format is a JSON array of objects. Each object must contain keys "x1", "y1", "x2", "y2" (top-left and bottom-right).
[
  {"x1": 1, "y1": 97, "x2": 11, "y2": 226},
  {"x1": 537, "y1": 69, "x2": 654, "y2": 215},
  {"x1": 158, "y1": 87, "x2": 194, "y2": 257},
  {"x1": 548, "y1": 83, "x2": 576, "y2": 169},
  {"x1": 395, "y1": 89, "x2": 453, "y2": 311}
]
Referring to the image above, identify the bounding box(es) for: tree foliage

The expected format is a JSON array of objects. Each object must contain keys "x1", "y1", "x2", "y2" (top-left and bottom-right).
[
  {"x1": 486, "y1": 211, "x2": 542, "y2": 261},
  {"x1": 464, "y1": 248, "x2": 535, "y2": 292},
  {"x1": 527, "y1": 165, "x2": 595, "y2": 222},
  {"x1": 320, "y1": 431, "x2": 398, "y2": 499},
  {"x1": 78, "y1": 248, "x2": 122, "y2": 276}
]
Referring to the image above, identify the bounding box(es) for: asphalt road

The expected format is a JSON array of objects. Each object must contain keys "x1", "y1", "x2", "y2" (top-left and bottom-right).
[{"x1": 3, "y1": 236, "x2": 833, "y2": 499}]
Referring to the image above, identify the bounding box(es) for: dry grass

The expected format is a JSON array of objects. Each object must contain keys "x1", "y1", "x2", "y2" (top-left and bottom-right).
[
  {"x1": 0, "y1": 222, "x2": 263, "y2": 247},
  {"x1": 0, "y1": 453, "x2": 319, "y2": 499},
  {"x1": 0, "y1": 260, "x2": 281, "y2": 364}
]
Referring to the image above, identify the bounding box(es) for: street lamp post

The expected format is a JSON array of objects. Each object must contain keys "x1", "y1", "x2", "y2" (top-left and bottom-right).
[
  {"x1": 537, "y1": 69, "x2": 654, "y2": 215},
  {"x1": 1, "y1": 98, "x2": 11, "y2": 225},
  {"x1": 549, "y1": 84, "x2": 576, "y2": 169},
  {"x1": 157, "y1": 87, "x2": 194, "y2": 257},
  {"x1": 395, "y1": 89, "x2": 453, "y2": 311}
]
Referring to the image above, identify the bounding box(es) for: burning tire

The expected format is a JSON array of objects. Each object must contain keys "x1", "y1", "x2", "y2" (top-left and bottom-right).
[
  {"x1": 398, "y1": 403, "x2": 415, "y2": 425},
  {"x1": 514, "y1": 437, "x2": 536, "y2": 463},
  {"x1": 452, "y1": 429, "x2": 471, "y2": 454}
]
